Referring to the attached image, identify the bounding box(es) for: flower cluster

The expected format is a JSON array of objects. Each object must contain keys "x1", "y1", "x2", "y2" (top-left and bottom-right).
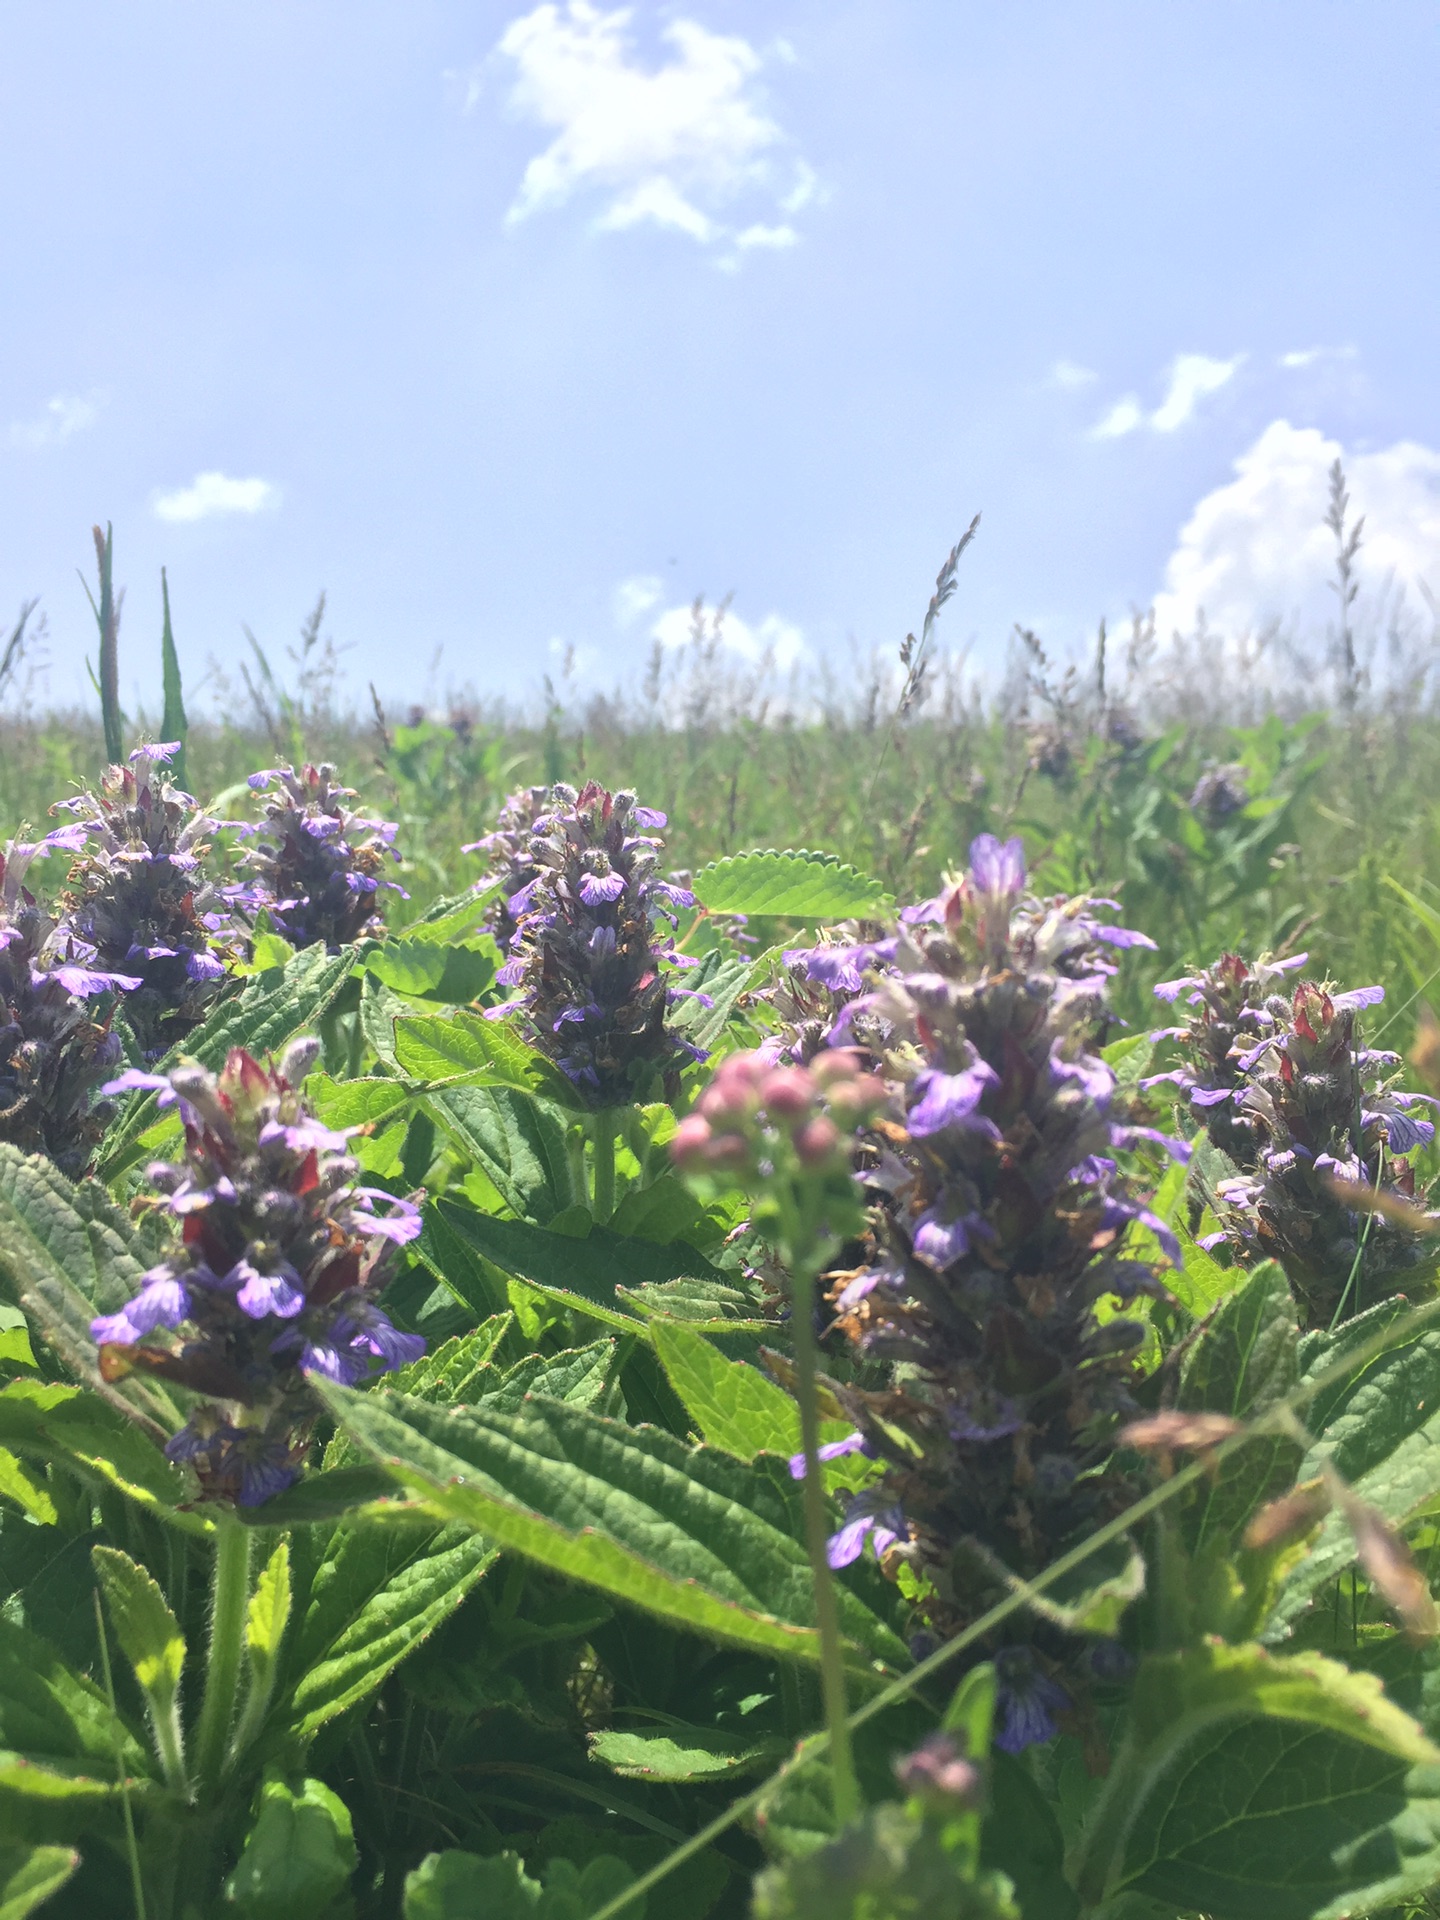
[
  {"x1": 672, "y1": 1047, "x2": 885, "y2": 1185},
  {"x1": 495, "y1": 781, "x2": 704, "y2": 1105},
  {"x1": 1147, "y1": 956, "x2": 1437, "y2": 1324},
  {"x1": 463, "y1": 783, "x2": 551, "y2": 953},
  {"x1": 54, "y1": 744, "x2": 230, "y2": 1057},
  {"x1": 89, "y1": 1043, "x2": 423, "y2": 1506},
  {"x1": 0, "y1": 828, "x2": 134, "y2": 1175},
  {"x1": 235, "y1": 763, "x2": 404, "y2": 952},
  {"x1": 795, "y1": 837, "x2": 1177, "y2": 1745}
]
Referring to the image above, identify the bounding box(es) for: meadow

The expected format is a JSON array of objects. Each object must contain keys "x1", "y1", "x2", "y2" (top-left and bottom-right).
[{"x1": 4, "y1": 524, "x2": 1440, "y2": 1920}]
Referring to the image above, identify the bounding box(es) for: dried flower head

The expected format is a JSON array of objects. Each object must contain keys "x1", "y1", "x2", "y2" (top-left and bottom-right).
[
  {"x1": 90, "y1": 1041, "x2": 423, "y2": 1506},
  {"x1": 235, "y1": 763, "x2": 404, "y2": 951},
  {"x1": 0, "y1": 827, "x2": 135, "y2": 1174},
  {"x1": 496, "y1": 780, "x2": 704, "y2": 1106},
  {"x1": 53, "y1": 743, "x2": 230, "y2": 1057}
]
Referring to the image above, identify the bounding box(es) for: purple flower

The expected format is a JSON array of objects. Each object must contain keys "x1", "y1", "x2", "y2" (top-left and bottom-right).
[
  {"x1": 233, "y1": 1260, "x2": 306, "y2": 1321},
  {"x1": 349, "y1": 1189, "x2": 423, "y2": 1245},
  {"x1": 578, "y1": 868, "x2": 627, "y2": 906},
  {"x1": 50, "y1": 963, "x2": 144, "y2": 998},
  {"x1": 102, "y1": 1068, "x2": 177, "y2": 1103},
  {"x1": 787, "y1": 1431, "x2": 874, "y2": 1479},
  {"x1": 826, "y1": 1495, "x2": 907, "y2": 1569},
  {"x1": 968, "y1": 833, "x2": 1026, "y2": 898},
  {"x1": 994, "y1": 1650, "x2": 1072, "y2": 1752},
  {"x1": 907, "y1": 1061, "x2": 999, "y2": 1136}
]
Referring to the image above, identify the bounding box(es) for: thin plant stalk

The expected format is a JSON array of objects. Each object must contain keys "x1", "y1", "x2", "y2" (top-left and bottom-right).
[
  {"x1": 93, "y1": 1589, "x2": 148, "y2": 1920},
  {"x1": 591, "y1": 1109, "x2": 617, "y2": 1222},
  {"x1": 778, "y1": 1184, "x2": 859, "y2": 1826},
  {"x1": 193, "y1": 1519, "x2": 251, "y2": 1799}
]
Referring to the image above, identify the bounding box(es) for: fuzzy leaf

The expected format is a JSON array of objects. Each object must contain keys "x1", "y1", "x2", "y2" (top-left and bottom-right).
[
  {"x1": 0, "y1": 1381, "x2": 205, "y2": 1535},
  {"x1": 246, "y1": 1541, "x2": 292, "y2": 1681},
  {"x1": 224, "y1": 1773, "x2": 356, "y2": 1919},
  {"x1": 91, "y1": 1546, "x2": 185, "y2": 1704},
  {"x1": 0, "y1": 1618, "x2": 148, "y2": 1781},
  {"x1": 316, "y1": 1381, "x2": 908, "y2": 1671},
  {"x1": 365, "y1": 939, "x2": 495, "y2": 1005},
  {"x1": 282, "y1": 1523, "x2": 497, "y2": 1738},
  {"x1": 436, "y1": 1203, "x2": 737, "y2": 1333},
  {"x1": 396, "y1": 1010, "x2": 580, "y2": 1107},
  {"x1": 589, "y1": 1723, "x2": 783, "y2": 1781},
  {"x1": 651, "y1": 1321, "x2": 877, "y2": 1490},
  {"x1": 1177, "y1": 1260, "x2": 1302, "y2": 1549},
  {"x1": 424, "y1": 1088, "x2": 578, "y2": 1224},
  {"x1": 1096, "y1": 1643, "x2": 1440, "y2": 1919},
  {"x1": 693, "y1": 849, "x2": 889, "y2": 920},
  {"x1": 0, "y1": 1845, "x2": 80, "y2": 1917},
  {"x1": 1267, "y1": 1303, "x2": 1440, "y2": 1638},
  {"x1": 665, "y1": 950, "x2": 754, "y2": 1054}
]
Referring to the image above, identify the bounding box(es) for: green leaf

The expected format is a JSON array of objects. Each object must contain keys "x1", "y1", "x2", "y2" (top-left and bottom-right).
[
  {"x1": 0, "y1": 1845, "x2": 79, "y2": 1918},
  {"x1": 664, "y1": 950, "x2": 754, "y2": 1054},
  {"x1": 224, "y1": 1772, "x2": 357, "y2": 1919},
  {"x1": 395, "y1": 1009, "x2": 579, "y2": 1106},
  {"x1": 405, "y1": 1850, "x2": 542, "y2": 1920},
  {"x1": 305, "y1": 1073, "x2": 412, "y2": 1131},
  {"x1": 1177, "y1": 1260, "x2": 1302, "y2": 1549},
  {"x1": 96, "y1": 945, "x2": 355, "y2": 1177},
  {"x1": 1267, "y1": 1304, "x2": 1440, "y2": 1639},
  {"x1": 246, "y1": 1541, "x2": 292, "y2": 1680},
  {"x1": 316, "y1": 1381, "x2": 908, "y2": 1671},
  {"x1": 651, "y1": 1322, "x2": 877, "y2": 1490},
  {"x1": 753, "y1": 1803, "x2": 1019, "y2": 1920},
  {"x1": 1169, "y1": 1219, "x2": 1243, "y2": 1319},
  {"x1": 158, "y1": 568, "x2": 188, "y2": 790},
  {"x1": 436, "y1": 1203, "x2": 738, "y2": 1333},
  {"x1": 91, "y1": 1546, "x2": 184, "y2": 1704},
  {"x1": 0, "y1": 1380, "x2": 206, "y2": 1535},
  {"x1": 365, "y1": 938, "x2": 496, "y2": 1004},
  {"x1": 0, "y1": 1617, "x2": 148, "y2": 1778},
  {"x1": 693, "y1": 849, "x2": 890, "y2": 920},
  {"x1": 383, "y1": 1317, "x2": 514, "y2": 1404},
  {"x1": 0, "y1": 1450, "x2": 56, "y2": 1526},
  {"x1": 282, "y1": 1523, "x2": 498, "y2": 1738},
  {"x1": 1082, "y1": 1640, "x2": 1440, "y2": 1919},
  {"x1": 425, "y1": 1087, "x2": 578, "y2": 1224},
  {"x1": 403, "y1": 1849, "x2": 638, "y2": 1920},
  {"x1": 589, "y1": 1723, "x2": 784, "y2": 1781},
  {"x1": 0, "y1": 1149, "x2": 171, "y2": 1434}
]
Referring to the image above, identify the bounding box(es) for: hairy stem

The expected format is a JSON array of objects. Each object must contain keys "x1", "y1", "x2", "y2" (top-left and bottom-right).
[{"x1": 193, "y1": 1519, "x2": 251, "y2": 1799}]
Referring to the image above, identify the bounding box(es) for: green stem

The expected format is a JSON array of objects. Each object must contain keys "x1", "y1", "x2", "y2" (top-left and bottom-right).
[
  {"x1": 591, "y1": 1109, "x2": 617, "y2": 1222},
  {"x1": 787, "y1": 1246, "x2": 859, "y2": 1827},
  {"x1": 193, "y1": 1520, "x2": 251, "y2": 1799}
]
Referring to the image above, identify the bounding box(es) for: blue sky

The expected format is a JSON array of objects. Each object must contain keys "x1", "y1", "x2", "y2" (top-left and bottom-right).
[{"x1": 2, "y1": 2, "x2": 1438, "y2": 714}]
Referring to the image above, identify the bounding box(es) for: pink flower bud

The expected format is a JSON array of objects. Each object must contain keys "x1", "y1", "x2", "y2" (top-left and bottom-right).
[
  {"x1": 698, "y1": 1083, "x2": 746, "y2": 1124},
  {"x1": 812, "y1": 1048, "x2": 866, "y2": 1088},
  {"x1": 760, "y1": 1067, "x2": 815, "y2": 1119},
  {"x1": 669, "y1": 1114, "x2": 713, "y2": 1168},
  {"x1": 703, "y1": 1132, "x2": 750, "y2": 1170},
  {"x1": 794, "y1": 1115, "x2": 841, "y2": 1166}
]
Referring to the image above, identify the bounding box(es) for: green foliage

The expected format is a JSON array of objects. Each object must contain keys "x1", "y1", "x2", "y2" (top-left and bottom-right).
[
  {"x1": 0, "y1": 1845, "x2": 79, "y2": 1918},
  {"x1": 693, "y1": 849, "x2": 890, "y2": 919},
  {"x1": 224, "y1": 1772, "x2": 357, "y2": 1918},
  {"x1": 402, "y1": 1847, "x2": 637, "y2": 1920}
]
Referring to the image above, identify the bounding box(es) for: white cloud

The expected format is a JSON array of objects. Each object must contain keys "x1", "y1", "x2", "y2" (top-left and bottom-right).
[
  {"x1": 1278, "y1": 345, "x2": 1357, "y2": 369},
  {"x1": 613, "y1": 573, "x2": 663, "y2": 625},
  {"x1": 1092, "y1": 395, "x2": 1146, "y2": 439},
  {"x1": 492, "y1": 2, "x2": 811, "y2": 250},
  {"x1": 1090, "y1": 352, "x2": 1244, "y2": 438},
  {"x1": 1151, "y1": 353, "x2": 1245, "y2": 432},
  {"x1": 652, "y1": 600, "x2": 806, "y2": 669},
  {"x1": 9, "y1": 391, "x2": 102, "y2": 450},
  {"x1": 1152, "y1": 419, "x2": 1440, "y2": 639},
  {"x1": 735, "y1": 222, "x2": 798, "y2": 250},
  {"x1": 1050, "y1": 359, "x2": 1098, "y2": 390},
  {"x1": 152, "y1": 471, "x2": 280, "y2": 523}
]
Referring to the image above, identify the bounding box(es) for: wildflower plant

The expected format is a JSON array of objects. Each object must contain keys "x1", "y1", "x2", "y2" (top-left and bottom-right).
[
  {"x1": 54, "y1": 742, "x2": 230, "y2": 1056},
  {"x1": 777, "y1": 836, "x2": 1177, "y2": 1748},
  {"x1": 463, "y1": 781, "x2": 551, "y2": 953},
  {"x1": 0, "y1": 825, "x2": 134, "y2": 1174},
  {"x1": 235, "y1": 762, "x2": 405, "y2": 951},
  {"x1": 91, "y1": 1039, "x2": 423, "y2": 1506},
  {"x1": 1147, "y1": 953, "x2": 1438, "y2": 1324}
]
